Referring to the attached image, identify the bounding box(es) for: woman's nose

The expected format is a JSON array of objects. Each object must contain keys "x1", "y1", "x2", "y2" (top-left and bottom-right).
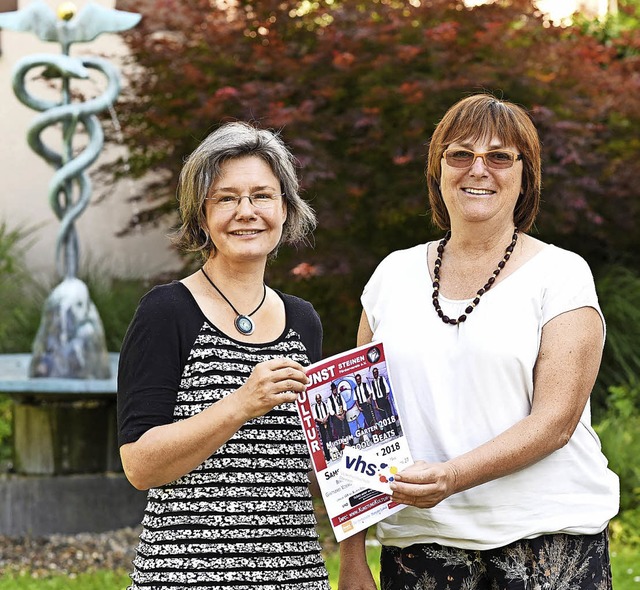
[
  {"x1": 469, "y1": 154, "x2": 489, "y2": 174},
  {"x1": 235, "y1": 195, "x2": 257, "y2": 216}
]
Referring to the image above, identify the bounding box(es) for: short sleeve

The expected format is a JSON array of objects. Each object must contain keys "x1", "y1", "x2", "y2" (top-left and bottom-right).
[
  {"x1": 541, "y1": 248, "x2": 606, "y2": 342},
  {"x1": 117, "y1": 283, "x2": 203, "y2": 446}
]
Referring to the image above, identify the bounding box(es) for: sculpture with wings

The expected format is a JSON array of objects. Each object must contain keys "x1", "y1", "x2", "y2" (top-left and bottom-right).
[
  {"x1": 0, "y1": 1, "x2": 141, "y2": 377},
  {"x1": 0, "y1": 1, "x2": 141, "y2": 51}
]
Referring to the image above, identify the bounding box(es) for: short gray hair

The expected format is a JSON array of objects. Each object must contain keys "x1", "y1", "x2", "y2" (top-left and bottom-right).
[{"x1": 174, "y1": 122, "x2": 316, "y2": 258}]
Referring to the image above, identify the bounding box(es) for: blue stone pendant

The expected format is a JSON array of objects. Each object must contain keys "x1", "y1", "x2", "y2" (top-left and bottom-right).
[{"x1": 235, "y1": 315, "x2": 255, "y2": 335}]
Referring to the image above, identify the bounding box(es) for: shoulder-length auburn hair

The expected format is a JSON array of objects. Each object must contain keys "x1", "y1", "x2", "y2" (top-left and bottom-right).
[
  {"x1": 173, "y1": 121, "x2": 316, "y2": 259},
  {"x1": 426, "y1": 94, "x2": 541, "y2": 232}
]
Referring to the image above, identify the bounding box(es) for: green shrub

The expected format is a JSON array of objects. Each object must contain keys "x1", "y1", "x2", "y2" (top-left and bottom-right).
[
  {"x1": 0, "y1": 223, "x2": 45, "y2": 353},
  {"x1": 610, "y1": 507, "x2": 640, "y2": 550},
  {"x1": 80, "y1": 274, "x2": 151, "y2": 352},
  {"x1": 594, "y1": 267, "x2": 640, "y2": 420},
  {"x1": 609, "y1": 509, "x2": 640, "y2": 588},
  {"x1": 595, "y1": 382, "x2": 640, "y2": 514}
]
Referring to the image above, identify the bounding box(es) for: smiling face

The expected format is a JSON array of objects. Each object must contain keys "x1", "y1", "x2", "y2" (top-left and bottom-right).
[
  {"x1": 204, "y1": 155, "x2": 287, "y2": 264},
  {"x1": 439, "y1": 136, "x2": 523, "y2": 229}
]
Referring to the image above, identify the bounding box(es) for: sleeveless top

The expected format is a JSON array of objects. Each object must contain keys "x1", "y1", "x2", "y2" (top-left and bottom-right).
[{"x1": 117, "y1": 282, "x2": 330, "y2": 589}]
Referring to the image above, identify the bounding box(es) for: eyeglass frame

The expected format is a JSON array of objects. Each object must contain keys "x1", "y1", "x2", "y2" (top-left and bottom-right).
[
  {"x1": 205, "y1": 191, "x2": 286, "y2": 210},
  {"x1": 442, "y1": 148, "x2": 523, "y2": 170}
]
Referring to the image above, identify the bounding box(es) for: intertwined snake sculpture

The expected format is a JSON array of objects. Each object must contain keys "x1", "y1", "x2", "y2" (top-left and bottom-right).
[
  {"x1": 0, "y1": 1, "x2": 140, "y2": 377},
  {"x1": 13, "y1": 54, "x2": 120, "y2": 278},
  {"x1": 0, "y1": 0, "x2": 140, "y2": 278}
]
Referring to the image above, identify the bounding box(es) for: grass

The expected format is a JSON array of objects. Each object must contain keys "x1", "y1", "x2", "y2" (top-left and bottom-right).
[
  {"x1": 0, "y1": 537, "x2": 637, "y2": 589},
  {"x1": 612, "y1": 545, "x2": 640, "y2": 589},
  {"x1": 0, "y1": 571, "x2": 131, "y2": 589},
  {"x1": 0, "y1": 471, "x2": 637, "y2": 590},
  {"x1": 0, "y1": 483, "x2": 637, "y2": 590},
  {"x1": 0, "y1": 547, "x2": 380, "y2": 590}
]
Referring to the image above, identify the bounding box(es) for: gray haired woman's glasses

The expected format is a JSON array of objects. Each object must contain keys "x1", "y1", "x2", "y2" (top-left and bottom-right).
[{"x1": 205, "y1": 192, "x2": 285, "y2": 210}]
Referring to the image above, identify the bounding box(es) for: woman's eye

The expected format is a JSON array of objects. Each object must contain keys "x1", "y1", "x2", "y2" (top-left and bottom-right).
[{"x1": 451, "y1": 151, "x2": 473, "y2": 159}]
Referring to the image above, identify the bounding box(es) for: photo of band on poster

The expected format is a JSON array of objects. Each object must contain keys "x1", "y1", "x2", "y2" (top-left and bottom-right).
[
  {"x1": 311, "y1": 347, "x2": 401, "y2": 464},
  {"x1": 297, "y1": 342, "x2": 413, "y2": 541}
]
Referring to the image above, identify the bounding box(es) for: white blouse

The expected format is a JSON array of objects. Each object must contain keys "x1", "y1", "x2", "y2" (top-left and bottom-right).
[{"x1": 362, "y1": 242, "x2": 619, "y2": 550}]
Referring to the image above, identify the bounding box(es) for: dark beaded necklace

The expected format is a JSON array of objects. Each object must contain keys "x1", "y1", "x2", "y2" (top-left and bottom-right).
[{"x1": 432, "y1": 228, "x2": 519, "y2": 325}]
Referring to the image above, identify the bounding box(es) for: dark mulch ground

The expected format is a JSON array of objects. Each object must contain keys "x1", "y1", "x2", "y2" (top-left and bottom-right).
[
  {"x1": 0, "y1": 502, "x2": 338, "y2": 578},
  {"x1": 0, "y1": 526, "x2": 141, "y2": 577}
]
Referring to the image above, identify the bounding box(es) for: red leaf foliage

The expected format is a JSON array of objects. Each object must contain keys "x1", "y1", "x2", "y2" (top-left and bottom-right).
[{"x1": 111, "y1": 0, "x2": 640, "y2": 353}]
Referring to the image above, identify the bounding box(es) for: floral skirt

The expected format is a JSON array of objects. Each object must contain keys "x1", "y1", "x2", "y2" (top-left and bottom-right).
[{"x1": 380, "y1": 529, "x2": 612, "y2": 590}]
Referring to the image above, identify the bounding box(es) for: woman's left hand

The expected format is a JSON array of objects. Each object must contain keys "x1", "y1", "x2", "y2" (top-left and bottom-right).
[{"x1": 389, "y1": 460, "x2": 458, "y2": 509}]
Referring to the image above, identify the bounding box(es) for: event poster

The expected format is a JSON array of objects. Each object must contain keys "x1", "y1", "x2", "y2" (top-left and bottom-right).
[{"x1": 296, "y1": 342, "x2": 413, "y2": 542}]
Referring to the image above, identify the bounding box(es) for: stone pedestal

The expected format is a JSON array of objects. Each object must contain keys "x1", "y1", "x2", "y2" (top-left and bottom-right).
[
  {"x1": 0, "y1": 472, "x2": 147, "y2": 536},
  {"x1": 12, "y1": 395, "x2": 121, "y2": 475},
  {"x1": 0, "y1": 353, "x2": 147, "y2": 536}
]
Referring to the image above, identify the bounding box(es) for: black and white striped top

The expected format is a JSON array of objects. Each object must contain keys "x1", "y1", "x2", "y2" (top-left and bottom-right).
[{"x1": 118, "y1": 282, "x2": 330, "y2": 590}]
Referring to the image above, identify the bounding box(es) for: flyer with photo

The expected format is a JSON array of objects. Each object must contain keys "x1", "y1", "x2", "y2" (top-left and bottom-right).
[{"x1": 296, "y1": 341, "x2": 413, "y2": 542}]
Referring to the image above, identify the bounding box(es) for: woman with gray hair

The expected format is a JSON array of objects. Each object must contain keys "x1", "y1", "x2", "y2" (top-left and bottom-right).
[{"x1": 117, "y1": 122, "x2": 330, "y2": 589}]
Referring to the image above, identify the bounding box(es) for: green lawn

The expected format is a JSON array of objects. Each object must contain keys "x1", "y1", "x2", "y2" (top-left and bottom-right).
[
  {"x1": 1, "y1": 540, "x2": 637, "y2": 589},
  {"x1": 0, "y1": 571, "x2": 130, "y2": 589},
  {"x1": 0, "y1": 502, "x2": 635, "y2": 590},
  {"x1": 611, "y1": 545, "x2": 640, "y2": 590}
]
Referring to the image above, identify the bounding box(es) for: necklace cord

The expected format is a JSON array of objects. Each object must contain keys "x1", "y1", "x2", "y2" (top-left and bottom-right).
[
  {"x1": 432, "y1": 228, "x2": 519, "y2": 325},
  {"x1": 200, "y1": 267, "x2": 266, "y2": 318}
]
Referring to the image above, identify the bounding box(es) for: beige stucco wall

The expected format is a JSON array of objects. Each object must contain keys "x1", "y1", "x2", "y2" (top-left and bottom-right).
[
  {"x1": 536, "y1": 0, "x2": 610, "y2": 22},
  {"x1": 465, "y1": 0, "x2": 609, "y2": 22},
  {"x1": 0, "y1": 0, "x2": 182, "y2": 281}
]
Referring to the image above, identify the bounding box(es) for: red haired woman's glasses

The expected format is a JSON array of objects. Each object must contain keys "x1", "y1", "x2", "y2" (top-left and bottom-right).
[{"x1": 443, "y1": 149, "x2": 522, "y2": 170}]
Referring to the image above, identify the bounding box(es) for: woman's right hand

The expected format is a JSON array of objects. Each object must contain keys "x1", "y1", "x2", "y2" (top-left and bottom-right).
[
  {"x1": 233, "y1": 357, "x2": 309, "y2": 421},
  {"x1": 121, "y1": 357, "x2": 309, "y2": 490}
]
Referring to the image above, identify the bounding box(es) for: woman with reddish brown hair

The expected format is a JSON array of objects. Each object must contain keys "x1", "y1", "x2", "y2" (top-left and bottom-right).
[{"x1": 339, "y1": 94, "x2": 618, "y2": 590}]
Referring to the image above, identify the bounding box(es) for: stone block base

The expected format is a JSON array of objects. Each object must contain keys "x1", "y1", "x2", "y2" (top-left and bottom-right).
[{"x1": 0, "y1": 473, "x2": 147, "y2": 537}]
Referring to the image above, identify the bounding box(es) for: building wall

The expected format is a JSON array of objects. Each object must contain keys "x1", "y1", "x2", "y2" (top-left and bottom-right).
[
  {"x1": 536, "y1": 0, "x2": 610, "y2": 22},
  {"x1": 0, "y1": 0, "x2": 182, "y2": 281},
  {"x1": 465, "y1": 0, "x2": 609, "y2": 22}
]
